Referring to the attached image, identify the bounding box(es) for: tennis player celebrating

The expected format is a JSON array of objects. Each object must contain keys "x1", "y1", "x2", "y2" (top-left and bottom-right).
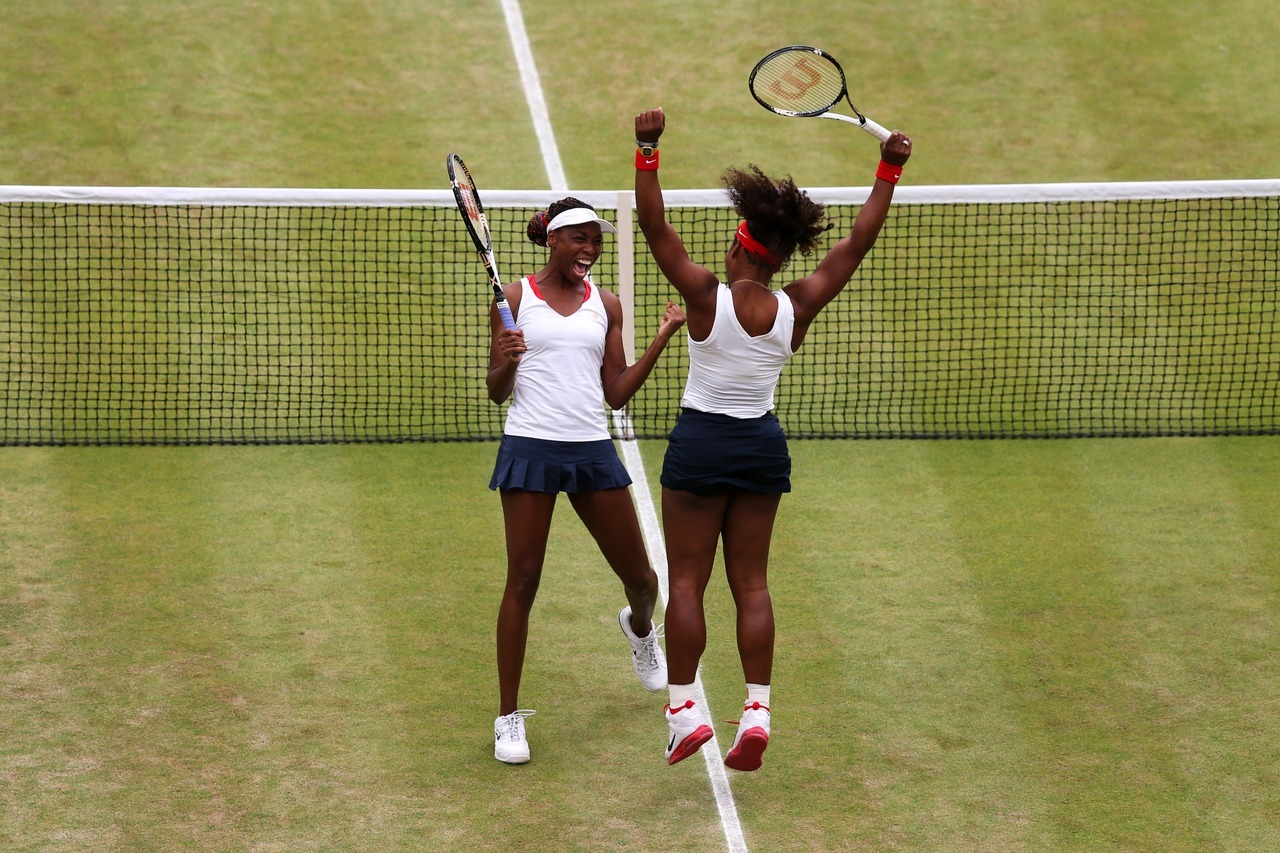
[
  {"x1": 487, "y1": 197, "x2": 686, "y2": 764},
  {"x1": 633, "y1": 107, "x2": 911, "y2": 770}
]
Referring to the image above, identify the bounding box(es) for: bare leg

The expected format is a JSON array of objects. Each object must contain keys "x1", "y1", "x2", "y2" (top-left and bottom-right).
[
  {"x1": 497, "y1": 489, "x2": 557, "y2": 716},
  {"x1": 568, "y1": 486, "x2": 660, "y2": 635},
  {"x1": 721, "y1": 490, "x2": 782, "y2": 685},
  {"x1": 661, "y1": 487, "x2": 729, "y2": 685}
]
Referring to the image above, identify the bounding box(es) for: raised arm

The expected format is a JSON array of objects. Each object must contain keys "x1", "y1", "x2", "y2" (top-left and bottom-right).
[
  {"x1": 634, "y1": 108, "x2": 718, "y2": 312},
  {"x1": 784, "y1": 131, "x2": 913, "y2": 327}
]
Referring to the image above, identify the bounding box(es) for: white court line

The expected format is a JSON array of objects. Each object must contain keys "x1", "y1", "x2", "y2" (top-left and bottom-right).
[
  {"x1": 499, "y1": 0, "x2": 567, "y2": 192},
  {"x1": 498, "y1": 3, "x2": 748, "y2": 850},
  {"x1": 614, "y1": 417, "x2": 749, "y2": 853}
]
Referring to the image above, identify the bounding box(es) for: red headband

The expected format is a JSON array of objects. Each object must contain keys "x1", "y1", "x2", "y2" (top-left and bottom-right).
[{"x1": 736, "y1": 221, "x2": 783, "y2": 266}]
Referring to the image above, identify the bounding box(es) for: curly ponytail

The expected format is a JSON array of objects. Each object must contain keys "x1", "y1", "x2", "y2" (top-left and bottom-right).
[{"x1": 722, "y1": 166, "x2": 829, "y2": 265}]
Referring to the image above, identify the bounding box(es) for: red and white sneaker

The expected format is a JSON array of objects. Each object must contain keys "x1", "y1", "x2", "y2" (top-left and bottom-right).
[
  {"x1": 664, "y1": 699, "x2": 713, "y2": 766},
  {"x1": 724, "y1": 702, "x2": 770, "y2": 771}
]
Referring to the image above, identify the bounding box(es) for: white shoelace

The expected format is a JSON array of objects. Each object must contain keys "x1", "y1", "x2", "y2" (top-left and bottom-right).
[
  {"x1": 636, "y1": 624, "x2": 665, "y2": 672},
  {"x1": 498, "y1": 709, "x2": 536, "y2": 740}
]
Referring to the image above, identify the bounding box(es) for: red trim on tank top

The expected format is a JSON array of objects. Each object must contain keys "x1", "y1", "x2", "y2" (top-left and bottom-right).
[{"x1": 527, "y1": 275, "x2": 591, "y2": 303}]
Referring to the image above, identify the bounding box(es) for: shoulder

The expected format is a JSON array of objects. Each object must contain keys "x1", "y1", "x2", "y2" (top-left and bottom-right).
[
  {"x1": 780, "y1": 276, "x2": 824, "y2": 324},
  {"x1": 503, "y1": 275, "x2": 530, "y2": 300},
  {"x1": 596, "y1": 286, "x2": 623, "y2": 325},
  {"x1": 594, "y1": 284, "x2": 620, "y2": 306}
]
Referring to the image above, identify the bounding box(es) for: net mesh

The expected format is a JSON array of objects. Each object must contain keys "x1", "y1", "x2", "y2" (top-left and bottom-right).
[{"x1": 1, "y1": 183, "x2": 1276, "y2": 445}]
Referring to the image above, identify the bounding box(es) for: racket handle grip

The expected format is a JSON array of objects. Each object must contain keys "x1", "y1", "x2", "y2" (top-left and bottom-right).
[
  {"x1": 496, "y1": 299, "x2": 517, "y2": 332},
  {"x1": 859, "y1": 116, "x2": 891, "y2": 142}
]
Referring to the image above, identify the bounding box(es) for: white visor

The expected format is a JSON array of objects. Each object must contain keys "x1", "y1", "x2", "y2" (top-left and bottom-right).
[{"x1": 546, "y1": 207, "x2": 617, "y2": 234}]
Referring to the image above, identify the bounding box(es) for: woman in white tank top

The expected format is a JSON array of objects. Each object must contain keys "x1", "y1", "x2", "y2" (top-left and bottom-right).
[
  {"x1": 633, "y1": 107, "x2": 913, "y2": 770},
  {"x1": 485, "y1": 197, "x2": 686, "y2": 764}
]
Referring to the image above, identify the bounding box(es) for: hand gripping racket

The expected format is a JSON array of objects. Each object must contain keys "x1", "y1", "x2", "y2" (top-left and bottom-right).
[
  {"x1": 748, "y1": 46, "x2": 890, "y2": 142},
  {"x1": 446, "y1": 153, "x2": 516, "y2": 331}
]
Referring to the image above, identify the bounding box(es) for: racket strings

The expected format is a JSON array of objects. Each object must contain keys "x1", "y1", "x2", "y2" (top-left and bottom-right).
[
  {"x1": 453, "y1": 188, "x2": 490, "y2": 243},
  {"x1": 752, "y1": 54, "x2": 845, "y2": 114},
  {"x1": 448, "y1": 156, "x2": 487, "y2": 233},
  {"x1": 454, "y1": 187, "x2": 480, "y2": 219}
]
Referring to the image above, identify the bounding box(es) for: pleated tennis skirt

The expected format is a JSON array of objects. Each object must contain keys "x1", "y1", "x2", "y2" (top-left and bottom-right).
[
  {"x1": 489, "y1": 435, "x2": 632, "y2": 494},
  {"x1": 660, "y1": 408, "x2": 791, "y2": 497}
]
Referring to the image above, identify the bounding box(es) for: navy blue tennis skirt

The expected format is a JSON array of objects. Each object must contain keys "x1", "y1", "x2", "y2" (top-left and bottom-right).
[
  {"x1": 489, "y1": 435, "x2": 632, "y2": 494},
  {"x1": 660, "y1": 408, "x2": 791, "y2": 496}
]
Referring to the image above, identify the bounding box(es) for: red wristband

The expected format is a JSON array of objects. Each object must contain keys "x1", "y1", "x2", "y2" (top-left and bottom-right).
[
  {"x1": 876, "y1": 159, "x2": 902, "y2": 184},
  {"x1": 635, "y1": 149, "x2": 660, "y2": 171}
]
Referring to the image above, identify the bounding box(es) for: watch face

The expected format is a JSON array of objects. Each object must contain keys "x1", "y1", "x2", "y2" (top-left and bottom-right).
[{"x1": 639, "y1": 145, "x2": 656, "y2": 157}]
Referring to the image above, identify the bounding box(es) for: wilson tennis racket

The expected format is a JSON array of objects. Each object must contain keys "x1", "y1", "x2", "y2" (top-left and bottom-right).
[
  {"x1": 748, "y1": 46, "x2": 890, "y2": 142},
  {"x1": 446, "y1": 153, "x2": 516, "y2": 331}
]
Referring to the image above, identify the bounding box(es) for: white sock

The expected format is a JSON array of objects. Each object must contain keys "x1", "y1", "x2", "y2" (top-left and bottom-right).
[
  {"x1": 745, "y1": 682, "x2": 771, "y2": 708},
  {"x1": 668, "y1": 682, "x2": 698, "y2": 710}
]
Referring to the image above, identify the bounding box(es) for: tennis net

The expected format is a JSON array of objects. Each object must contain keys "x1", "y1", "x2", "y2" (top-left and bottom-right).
[{"x1": 1, "y1": 180, "x2": 1277, "y2": 445}]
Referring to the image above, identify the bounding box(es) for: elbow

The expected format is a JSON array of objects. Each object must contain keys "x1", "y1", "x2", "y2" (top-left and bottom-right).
[
  {"x1": 603, "y1": 380, "x2": 634, "y2": 411},
  {"x1": 486, "y1": 379, "x2": 511, "y2": 405}
]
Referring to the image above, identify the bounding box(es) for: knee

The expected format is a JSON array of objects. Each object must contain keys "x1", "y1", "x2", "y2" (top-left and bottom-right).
[
  {"x1": 503, "y1": 565, "x2": 542, "y2": 609},
  {"x1": 668, "y1": 578, "x2": 707, "y2": 604},
  {"x1": 621, "y1": 564, "x2": 659, "y2": 595},
  {"x1": 728, "y1": 580, "x2": 771, "y2": 609}
]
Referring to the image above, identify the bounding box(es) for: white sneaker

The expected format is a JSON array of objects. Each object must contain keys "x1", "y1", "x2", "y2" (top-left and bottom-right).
[
  {"x1": 664, "y1": 699, "x2": 713, "y2": 766},
  {"x1": 494, "y1": 709, "x2": 535, "y2": 764},
  {"x1": 619, "y1": 607, "x2": 667, "y2": 692},
  {"x1": 724, "y1": 702, "x2": 770, "y2": 771}
]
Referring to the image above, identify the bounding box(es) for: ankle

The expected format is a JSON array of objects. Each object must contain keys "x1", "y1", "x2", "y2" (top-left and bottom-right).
[
  {"x1": 668, "y1": 682, "x2": 698, "y2": 709},
  {"x1": 745, "y1": 682, "x2": 771, "y2": 709}
]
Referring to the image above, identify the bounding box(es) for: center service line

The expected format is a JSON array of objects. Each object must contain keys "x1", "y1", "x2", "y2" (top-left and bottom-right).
[{"x1": 500, "y1": 3, "x2": 747, "y2": 849}]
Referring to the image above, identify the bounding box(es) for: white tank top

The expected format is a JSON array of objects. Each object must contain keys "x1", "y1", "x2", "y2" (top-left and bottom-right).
[
  {"x1": 503, "y1": 275, "x2": 612, "y2": 441},
  {"x1": 681, "y1": 282, "x2": 795, "y2": 418}
]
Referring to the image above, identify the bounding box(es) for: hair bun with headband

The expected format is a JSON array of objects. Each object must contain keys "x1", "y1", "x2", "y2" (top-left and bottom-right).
[
  {"x1": 527, "y1": 202, "x2": 616, "y2": 247},
  {"x1": 526, "y1": 210, "x2": 552, "y2": 247}
]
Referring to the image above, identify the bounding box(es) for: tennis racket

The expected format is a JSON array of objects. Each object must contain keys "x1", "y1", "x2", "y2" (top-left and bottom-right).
[
  {"x1": 748, "y1": 45, "x2": 890, "y2": 142},
  {"x1": 446, "y1": 153, "x2": 516, "y2": 331}
]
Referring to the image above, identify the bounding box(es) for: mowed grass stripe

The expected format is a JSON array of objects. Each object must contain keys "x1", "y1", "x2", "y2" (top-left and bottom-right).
[
  {"x1": 1072, "y1": 439, "x2": 1280, "y2": 849},
  {"x1": 190, "y1": 447, "x2": 428, "y2": 848},
  {"x1": 169, "y1": 444, "x2": 553, "y2": 849},
  {"x1": 77, "y1": 448, "x2": 361, "y2": 849},
  {"x1": 1, "y1": 447, "x2": 483, "y2": 849},
  {"x1": 1208, "y1": 439, "x2": 1280, "y2": 849},
  {"x1": 0, "y1": 449, "x2": 114, "y2": 846},
  {"x1": 746, "y1": 442, "x2": 1045, "y2": 849},
  {"x1": 5, "y1": 449, "x2": 268, "y2": 848},
  {"x1": 925, "y1": 441, "x2": 1239, "y2": 848},
  {"x1": 0, "y1": 0, "x2": 541, "y2": 188}
]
